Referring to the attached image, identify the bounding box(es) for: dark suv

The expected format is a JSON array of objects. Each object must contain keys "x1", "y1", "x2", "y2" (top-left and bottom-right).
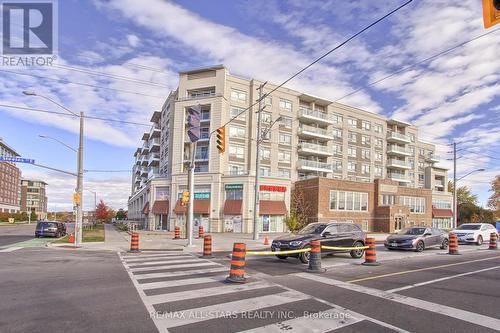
[
  {"x1": 271, "y1": 222, "x2": 367, "y2": 263},
  {"x1": 35, "y1": 221, "x2": 66, "y2": 238}
]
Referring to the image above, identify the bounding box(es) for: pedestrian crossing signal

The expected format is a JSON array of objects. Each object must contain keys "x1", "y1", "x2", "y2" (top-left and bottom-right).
[
  {"x1": 483, "y1": 0, "x2": 500, "y2": 28},
  {"x1": 216, "y1": 127, "x2": 225, "y2": 154},
  {"x1": 73, "y1": 193, "x2": 81, "y2": 205},
  {"x1": 181, "y1": 191, "x2": 190, "y2": 206}
]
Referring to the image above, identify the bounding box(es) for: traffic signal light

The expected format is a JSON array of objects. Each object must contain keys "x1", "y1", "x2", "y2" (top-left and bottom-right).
[
  {"x1": 216, "y1": 127, "x2": 225, "y2": 153},
  {"x1": 187, "y1": 105, "x2": 201, "y2": 142},
  {"x1": 483, "y1": 0, "x2": 500, "y2": 28},
  {"x1": 181, "y1": 191, "x2": 190, "y2": 206}
]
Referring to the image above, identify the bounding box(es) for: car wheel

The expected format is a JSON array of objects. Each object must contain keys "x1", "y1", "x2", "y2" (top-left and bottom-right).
[
  {"x1": 440, "y1": 239, "x2": 449, "y2": 250},
  {"x1": 299, "y1": 251, "x2": 310, "y2": 264},
  {"x1": 350, "y1": 241, "x2": 365, "y2": 259},
  {"x1": 275, "y1": 255, "x2": 288, "y2": 260},
  {"x1": 415, "y1": 241, "x2": 425, "y2": 252},
  {"x1": 477, "y1": 235, "x2": 483, "y2": 245}
]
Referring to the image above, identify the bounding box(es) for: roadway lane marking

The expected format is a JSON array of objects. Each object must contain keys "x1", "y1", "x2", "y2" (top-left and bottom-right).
[
  {"x1": 0, "y1": 246, "x2": 22, "y2": 252},
  {"x1": 387, "y1": 265, "x2": 500, "y2": 293},
  {"x1": 129, "y1": 261, "x2": 215, "y2": 272},
  {"x1": 347, "y1": 255, "x2": 500, "y2": 283},
  {"x1": 295, "y1": 273, "x2": 500, "y2": 331},
  {"x1": 124, "y1": 258, "x2": 205, "y2": 267},
  {"x1": 122, "y1": 252, "x2": 187, "y2": 259},
  {"x1": 135, "y1": 267, "x2": 228, "y2": 280},
  {"x1": 139, "y1": 276, "x2": 226, "y2": 291}
]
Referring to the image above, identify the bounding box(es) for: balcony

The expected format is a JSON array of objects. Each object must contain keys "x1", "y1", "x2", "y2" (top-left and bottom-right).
[
  {"x1": 427, "y1": 154, "x2": 440, "y2": 163},
  {"x1": 387, "y1": 145, "x2": 412, "y2": 156},
  {"x1": 388, "y1": 173, "x2": 410, "y2": 183},
  {"x1": 298, "y1": 108, "x2": 336, "y2": 125},
  {"x1": 149, "y1": 126, "x2": 160, "y2": 139},
  {"x1": 298, "y1": 142, "x2": 333, "y2": 157},
  {"x1": 149, "y1": 137, "x2": 160, "y2": 152},
  {"x1": 148, "y1": 153, "x2": 160, "y2": 167},
  {"x1": 140, "y1": 155, "x2": 149, "y2": 166},
  {"x1": 148, "y1": 167, "x2": 159, "y2": 179},
  {"x1": 387, "y1": 131, "x2": 411, "y2": 143},
  {"x1": 298, "y1": 124, "x2": 332, "y2": 141},
  {"x1": 140, "y1": 167, "x2": 149, "y2": 177},
  {"x1": 141, "y1": 142, "x2": 150, "y2": 154},
  {"x1": 297, "y1": 159, "x2": 332, "y2": 173},
  {"x1": 387, "y1": 159, "x2": 411, "y2": 170}
]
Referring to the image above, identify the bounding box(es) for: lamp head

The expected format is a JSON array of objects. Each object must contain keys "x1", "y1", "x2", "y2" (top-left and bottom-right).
[{"x1": 22, "y1": 90, "x2": 37, "y2": 96}]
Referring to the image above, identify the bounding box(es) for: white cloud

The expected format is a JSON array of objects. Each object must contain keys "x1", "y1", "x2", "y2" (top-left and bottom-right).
[{"x1": 127, "y1": 34, "x2": 141, "y2": 47}]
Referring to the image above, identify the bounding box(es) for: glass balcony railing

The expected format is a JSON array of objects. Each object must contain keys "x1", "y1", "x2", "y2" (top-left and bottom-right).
[
  {"x1": 297, "y1": 159, "x2": 332, "y2": 171},
  {"x1": 298, "y1": 142, "x2": 332, "y2": 154},
  {"x1": 298, "y1": 124, "x2": 332, "y2": 137},
  {"x1": 387, "y1": 159, "x2": 410, "y2": 168},
  {"x1": 387, "y1": 145, "x2": 411, "y2": 155},
  {"x1": 299, "y1": 108, "x2": 334, "y2": 122},
  {"x1": 387, "y1": 131, "x2": 410, "y2": 142}
]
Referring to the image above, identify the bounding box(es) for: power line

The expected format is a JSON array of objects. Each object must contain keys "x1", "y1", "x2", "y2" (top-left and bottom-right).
[
  {"x1": 0, "y1": 69, "x2": 165, "y2": 99},
  {"x1": 216, "y1": 0, "x2": 413, "y2": 132},
  {"x1": 335, "y1": 27, "x2": 500, "y2": 102},
  {"x1": 52, "y1": 64, "x2": 170, "y2": 88},
  {"x1": 74, "y1": 52, "x2": 174, "y2": 75},
  {"x1": 0, "y1": 103, "x2": 152, "y2": 127},
  {"x1": 84, "y1": 169, "x2": 130, "y2": 173}
]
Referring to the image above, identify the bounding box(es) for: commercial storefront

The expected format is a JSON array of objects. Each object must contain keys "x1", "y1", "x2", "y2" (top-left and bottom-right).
[
  {"x1": 173, "y1": 190, "x2": 211, "y2": 233},
  {"x1": 223, "y1": 184, "x2": 243, "y2": 232},
  {"x1": 258, "y1": 185, "x2": 288, "y2": 233}
]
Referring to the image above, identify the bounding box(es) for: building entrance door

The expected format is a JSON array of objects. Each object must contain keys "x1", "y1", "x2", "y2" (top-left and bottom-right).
[{"x1": 394, "y1": 215, "x2": 405, "y2": 231}]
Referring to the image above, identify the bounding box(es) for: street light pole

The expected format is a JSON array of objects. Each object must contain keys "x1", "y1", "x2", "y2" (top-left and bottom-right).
[
  {"x1": 453, "y1": 142, "x2": 457, "y2": 229},
  {"x1": 253, "y1": 82, "x2": 266, "y2": 241},
  {"x1": 76, "y1": 112, "x2": 84, "y2": 244}
]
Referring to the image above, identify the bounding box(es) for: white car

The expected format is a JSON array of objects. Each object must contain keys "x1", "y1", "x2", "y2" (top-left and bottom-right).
[{"x1": 451, "y1": 223, "x2": 499, "y2": 245}]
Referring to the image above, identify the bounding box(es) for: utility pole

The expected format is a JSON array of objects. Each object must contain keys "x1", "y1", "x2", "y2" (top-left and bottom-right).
[
  {"x1": 253, "y1": 82, "x2": 266, "y2": 241},
  {"x1": 452, "y1": 142, "x2": 457, "y2": 229},
  {"x1": 75, "y1": 112, "x2": 84, "y2": 245}
]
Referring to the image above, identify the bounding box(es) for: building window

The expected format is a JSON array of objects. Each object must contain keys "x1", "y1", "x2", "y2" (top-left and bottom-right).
[
  {"x1": 278, "y1": 168, "x2": 290, "y2": 178},
  {"x1": 230, "y1": 106, "x2": 246, "y2": 121},
  {"x1": 376, "y1": 138, "x2": 383, "y2": 147},
  {"x1": 348, "y1": 146, "x2": 357, "y2": 157},
  {"x1": 261, "y1": 112, "x2": 272, "y2": 124},
  {"x1": 260, "y1": 148, "x2": 271, "y2": 160},
  {"x1": 433, "y1": 200, "x2": 452, "y2": 209},
  {"x1": 347, "y1": 118, "x2": 357, "y2": 127},
  {"x1": 362, "y1": 149, "x2": 370, "y2": 160},
  {"x1": 200, "y1": 127, "x2": 209, "y2": 140},
  {"x1": 375, "y1": 151, "x2": 382, "y2": 161},
  {"x1": 278, "y1": 150, "x2": 291, "y2": 163},
  {"x1": 229, "y1": 164, "x2": 245, "y2": 175},
  {"x1": 226, "y1": 188, "x2": 243, "y2": 200},
  {"x1": 348, "y1": 132, "x2": 357, "y2": 143},
  {"x1": 361, "y1": 164, "x2": 370, "y2": 174},
  {"x1": 333, "y1": 160, "x2": 342, "y2": 172},
  {"x1": 380, "y1": 194, "x2": 396, "y2": 206},
  {"x1": 361, "y1": 220, "x2": 369, "y2": 231},
  {"x1": 333, "y1": 129, "x2": 342, "y2": 139},
  {"x1": 347, "y1": 161, "x2": 356, "y2": 172},
  {"x1": 279, "y1": 116, "x2": 292, "y2": 128},
  {"x1": 432, "y1": 217, "x2": 451, "y2": 229},
  {"x1": 260, "y1": 166, "x2": 271, "y2": 177},
  {"x1": 374, "y1": 124, "x2": 383, "y2": 133},
  {"x1": 400, "y1": 196, "x2": 426, "y2": 213},
  {"x1": 410, "y1": 134, "x2": 415, "y2": 142},
  {"x1": 279, "y1": 133, "x2": 292, "y2": 145},
  {"x1": 330, "y1": 191, "x2": 368, "y2": 211},
  {"x1": 231, "y1": 89, "x2": 247, "y2": 103},
  {"x1": 264, "y1": 96, "x2": 272, "y2": 106},
  {"x1": 333, "y1": 144, "x2": 343, "y2": 155},
  {"x1": 229, "y1": 145, "x2": 245, "y2": 159},
  {"x1": 375, "y1": 165, "x2": 383, "y2": 177},
  {"x1": 259, "y1": 128, "x2": 271, "y2": 141},
  {"x1": 229, "y1": 126, "x2": 246, "y2": 139},
  {"x1": 279, "y1": 98, "x2": 292, "y2": 111},
  {"x1": 362, "y1": 121, "x2": 371, "y2": 131},
  {"x1": 361, "y1": 135, "x2": 371, "y2": 145},
  {"x1": 332, "y1": 113, "x2": 343, "y2": 124}
]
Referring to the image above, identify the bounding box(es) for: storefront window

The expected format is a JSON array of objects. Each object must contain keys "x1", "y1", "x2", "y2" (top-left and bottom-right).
[{"x1": 226, "y1": 189, "x2": 243, "y2": 200}]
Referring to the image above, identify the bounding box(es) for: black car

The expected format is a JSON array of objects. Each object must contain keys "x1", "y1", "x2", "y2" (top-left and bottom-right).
[
  {"x1": 271, "y1": 222, "x2": 367, "y2": 263},
  {"x1": 35, "y1": 221, "x2": 66, "y2": 238}
]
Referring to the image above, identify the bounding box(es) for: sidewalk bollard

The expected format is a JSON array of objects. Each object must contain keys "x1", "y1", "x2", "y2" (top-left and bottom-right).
[
  {"x1": 129, "y1": 232, "x2": 140, "y2": 253},
  {"x1": 489, "y1": 232, "x2": 498, "y2": 250},
  {"x1": 201, "y1": 235, "x2": 214, "y2": 258},
  {"x1": 307, "y1": 240, "x2": 325, "y2": 273},
  {"x1": 226, "y1": 243, "x2": 247, "y2": 283},
  {"x1": 263, "y1": 236, "x2": 270, "y2": 245},
  {"x1": 173, "y1": 226, "x2": 180, "y2": 240},
  {"x1": 69, "y1": 233, "x2": 75, "y2": 244},
  {"x1": 198, "y1": 225, "x2": 205, "y2": 239},
  {"x1": 448, "y1": 233, "x2": 460, "y2": 255},
  {"x1": 362, "y1": 237, "x2": 380, "y2": 266}
]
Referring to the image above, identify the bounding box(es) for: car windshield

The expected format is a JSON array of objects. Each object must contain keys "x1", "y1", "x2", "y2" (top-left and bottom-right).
[
  {"x1": 298, "y1": 224, "x2": 327, "y2": 235},
  {"x1": 398, "y1": 228, "x2": 426, "y2": 235},
  {"x1": 457, "y1": 224, "x2": 481, "y2": 230},
  {"x1": 38, "y1": 222, "x2": 57, "y2": 228}
]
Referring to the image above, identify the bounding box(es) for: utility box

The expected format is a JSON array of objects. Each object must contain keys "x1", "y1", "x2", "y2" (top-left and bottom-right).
[{"x1": 8, "y1": 218, "x2": 15, "y2": 224}]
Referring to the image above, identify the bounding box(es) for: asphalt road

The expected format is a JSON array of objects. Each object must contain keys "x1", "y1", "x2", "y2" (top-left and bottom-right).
[
  {"x1": 0, "y1": 247, "x2": 156, "y2": 333},
  {"x1": 0, "y1": 224, "x2": 37, "y2": 247}
]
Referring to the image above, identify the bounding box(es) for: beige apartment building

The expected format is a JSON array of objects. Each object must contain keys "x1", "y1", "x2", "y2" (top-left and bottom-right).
[
  {"x1": 20, "y1": 179, "x2": 48, "y2": 220},
  {"x1": 128, "y1": 65, "x2": 453, "y2": 233}
]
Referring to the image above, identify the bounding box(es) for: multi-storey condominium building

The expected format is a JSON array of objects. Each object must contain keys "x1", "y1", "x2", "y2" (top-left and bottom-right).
[
  {"x1": 128, "y1": 65, "x2": 453, "y2": 233},
  {"x1": 0, "y1": 137, "x2": 21, "y2": 214},
  {"x1": 20, "y1": 179, "x2": 48, "y2": 220}
]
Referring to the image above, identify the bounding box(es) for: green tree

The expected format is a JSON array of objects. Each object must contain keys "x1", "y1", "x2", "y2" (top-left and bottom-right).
[
  {"x1": 29, "y1": 211, "x2": 37, "y2": 222},
  {"x1": 487, "y1": 175, "x2": 500, "y2": 217},
  {"x1": 448, "y1": 181, "x2": 478, "y2": 205},
  {"x1": 116, "y1": 209, "x2": 127, "y2": 220}
]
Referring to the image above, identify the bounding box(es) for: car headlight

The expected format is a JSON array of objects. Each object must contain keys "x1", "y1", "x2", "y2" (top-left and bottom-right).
[{"x1": 289, "y1": 241, "x2": 302, "y2": 247}]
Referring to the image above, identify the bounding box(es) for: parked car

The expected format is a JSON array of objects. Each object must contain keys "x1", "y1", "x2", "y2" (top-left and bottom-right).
[
  {"x1": 35, "y1": 221, "x2": 66, "y2": 238},
  {"x1": 384, "y1": 227, "x2": 448, "y2": 252},
  {"x1": 271, "y1": 222, "x2": 366, "y2": 264},
  {"x1": 451, "y1": 223, "x2": 499, "y2": 245}
]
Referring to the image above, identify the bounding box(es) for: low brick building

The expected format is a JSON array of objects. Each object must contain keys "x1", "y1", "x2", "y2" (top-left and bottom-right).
[{"x1": 294, "y1": 177, "x2": 434, "y2": 233}]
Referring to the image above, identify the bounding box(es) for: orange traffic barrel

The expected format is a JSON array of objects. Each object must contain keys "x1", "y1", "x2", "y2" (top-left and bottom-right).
[
  {"x1": 173, "y1": 226, "x2": 180, "y2": 239},
  {"x1": 199, "y1": 225, "x2": 205, "y2": 239},
  {"x1": 307, "y1": 240, "x2": 325, "y2": 273},
  {"x1": 226, "y1": 243, "x2": 247, "y2": 283},
  {"x1": 201, "y1": 235, "x2": 214, "y2": 258},
  {"x1": 362, "y1": 237, "x2": 380, "y2": 266},
  {"x1": 69, "y1": 233, "x2": 75, "y2": 244},
  {"x1": 448, "y1": 233, "x2": 460, "y2": 255},
  {"x1": 489, "y1": 232, "x2": 498, "y2": 250},
  {"x1": 130, "y1": 232, "x2": 140, "y2": 253}
]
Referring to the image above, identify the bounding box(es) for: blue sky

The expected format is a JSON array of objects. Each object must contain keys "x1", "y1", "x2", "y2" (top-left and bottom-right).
[{"x1": 0, "y1": 0, "x2": 498, "y2": 210}]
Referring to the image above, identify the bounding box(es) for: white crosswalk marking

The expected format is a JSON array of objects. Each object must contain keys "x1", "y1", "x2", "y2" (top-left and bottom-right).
[
  {"x1": 118, "y1": 251, "x2": 405, "y2": 333},
  {"x1": 0, "y1": 247, "x2": 22, "y2": 252}
]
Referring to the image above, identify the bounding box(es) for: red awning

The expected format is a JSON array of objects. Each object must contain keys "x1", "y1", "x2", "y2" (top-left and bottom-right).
[
  {"x1": 432, "y1": 207, "x2": 453, "y2": 218},
  {"x1": 142, "y1": 202, "x2": 150, "y2": 215},
  {"x1": 152, "y1": 200, "x2": 169, "y2": 215},
  {"x1": 259, "y1": 200, "x2": 287, "y2": 215},
  {"x1": 173, "y1": 199, "x2": 210, "y2": 214},
  {"x1": 224, "y1": 200, "x2": 242, "y2": 215}
]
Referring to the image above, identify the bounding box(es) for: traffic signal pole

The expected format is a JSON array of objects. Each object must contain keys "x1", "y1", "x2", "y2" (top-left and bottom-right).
[
  {"x1": 187, "y1": 140, "x2": 197, "y2": 247},
  {"x1": 75, "y1": 112, "x2": 84, "y2": 245}
]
